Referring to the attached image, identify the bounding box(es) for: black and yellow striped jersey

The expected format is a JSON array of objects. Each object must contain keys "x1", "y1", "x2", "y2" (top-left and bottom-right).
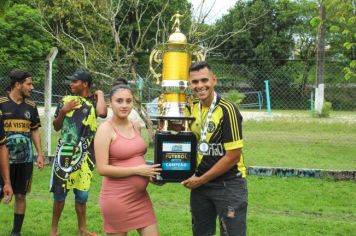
[
  {"x1": 0, "y1": 96, "x2": 41, "y2": 163},
  {"x1": 190, "y1": 93, "x2": 246, "y2": 181}
]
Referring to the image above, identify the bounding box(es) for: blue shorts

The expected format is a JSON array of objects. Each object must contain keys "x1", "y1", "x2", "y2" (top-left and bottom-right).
[{"x1": 53, "y1": 189, "x2": 89, "y2": 204}]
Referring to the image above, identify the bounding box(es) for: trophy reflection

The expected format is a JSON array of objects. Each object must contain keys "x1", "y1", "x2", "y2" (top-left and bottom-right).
[{"x1": 149, "y1": 12, "x2": 203, "y2": 182}]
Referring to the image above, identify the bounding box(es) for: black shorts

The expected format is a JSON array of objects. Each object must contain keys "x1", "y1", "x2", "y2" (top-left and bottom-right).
[{"x1": 9, "y1": 162, "x2": 33, "y2": 195}]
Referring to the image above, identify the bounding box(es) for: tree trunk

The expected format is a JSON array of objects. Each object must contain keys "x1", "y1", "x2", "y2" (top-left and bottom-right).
[
  {"x1": 315, "y1": 0, "x2": 326, "y2": 115},
  {"x1": 300, "y1": 61, "x2": 312, "y2": 95}
]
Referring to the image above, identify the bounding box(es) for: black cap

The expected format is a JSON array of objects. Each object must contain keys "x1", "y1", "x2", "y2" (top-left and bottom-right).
[{"x1": 65, "y1": 69, "x2": 92, "y2": 83}]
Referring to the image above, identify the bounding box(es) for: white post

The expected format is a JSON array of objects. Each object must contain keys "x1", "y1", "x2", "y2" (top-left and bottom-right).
[
  {"x1": 44, "y1": 47, "x2": 58, "y2": 156},
  {"x1": 314, "y1": 83, "x2": 324, "y2": 114}
]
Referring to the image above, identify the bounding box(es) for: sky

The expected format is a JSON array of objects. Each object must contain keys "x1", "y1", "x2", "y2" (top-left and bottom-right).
[{"x1": 189, "y1": 0, "x2": 238, "y2": 24}]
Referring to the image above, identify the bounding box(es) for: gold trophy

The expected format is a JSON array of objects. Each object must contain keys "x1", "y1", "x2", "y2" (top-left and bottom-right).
[{"x1": 149, "y1": 12, "x2": 203, "y2": 182}]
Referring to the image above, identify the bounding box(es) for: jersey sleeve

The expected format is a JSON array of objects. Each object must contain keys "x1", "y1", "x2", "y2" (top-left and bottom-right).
[
  {"x1": 31, "y1": 104, "x2": 41, "y2": 130},
  {"x1": 221, "y1": 103, "x2": 243, "y2": 151}
]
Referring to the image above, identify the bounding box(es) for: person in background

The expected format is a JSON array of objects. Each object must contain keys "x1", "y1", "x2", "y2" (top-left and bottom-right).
[
  {"x1": 95, "y1": 78, "x2": 161, "y2": 236},
  {"x1": 0, "y1": 109, "x2": 13, "y2": 204},
  {"x1": 0, "y1": 69, "x2": 44, "y2": 236},
  {"x1": 49, "y1": 69, "x2": 107, "y2": 236},
  {"x1": 182, "y1": 61, "x2": 248, "y2": 236}
]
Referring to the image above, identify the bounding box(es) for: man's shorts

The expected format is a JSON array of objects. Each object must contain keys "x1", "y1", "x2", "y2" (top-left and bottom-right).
[
  {"x1": 53, "y1": 188, "x2": 89, "y2": 204},
  {"x1": 10, "y1": 162, "x2": 33, "y2": 195}
]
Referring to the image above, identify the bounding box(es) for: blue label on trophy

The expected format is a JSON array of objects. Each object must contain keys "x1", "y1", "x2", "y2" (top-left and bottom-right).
[
  {"x1": 162, "y1": 158, "x2": 191, "y2": 170},
  {"x1": 161, "y1": 141, "x2": 192, "y2": 171}
]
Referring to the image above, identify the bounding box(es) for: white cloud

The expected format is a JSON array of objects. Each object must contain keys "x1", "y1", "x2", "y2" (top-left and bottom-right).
[{"x1": 189, "y1": 0, "x2": 237, "y2": 24}]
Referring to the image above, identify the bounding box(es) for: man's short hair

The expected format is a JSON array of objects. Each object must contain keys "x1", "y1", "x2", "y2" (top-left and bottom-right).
[
  {"x1": 9, "y1": 70, "x2": 32, "y2": 90},
  {"x1": 189, "y1": 61, "x2": 212, "y2": 73}
]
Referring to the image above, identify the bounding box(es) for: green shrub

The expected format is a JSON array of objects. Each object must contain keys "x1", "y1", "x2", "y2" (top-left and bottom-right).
[
  {"x1": 314, "y1": 101, "x2": 332, "y2": 118},
  {"x1": 224, "y1": 90, "x2": 246, "y2": 105}
]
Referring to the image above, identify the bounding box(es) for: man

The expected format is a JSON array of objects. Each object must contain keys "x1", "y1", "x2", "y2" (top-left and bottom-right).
[
  {"x1": 0, "y1": 70, "x2": 44, "y2": 236},
  {"x1": 0, "y1": 110, "x2": 13, "y2": 204},
  {"x1": 49, "y1": 69, "x2": 107, "y2": 236},
  {"x1": 182, "y1": 61, "x2": 248, "y2": 236}
]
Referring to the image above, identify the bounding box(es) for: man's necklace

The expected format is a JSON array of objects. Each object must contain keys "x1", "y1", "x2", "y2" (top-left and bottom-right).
[{"x1": 198, "y1": 92, "x2": 217, "y2": 154}]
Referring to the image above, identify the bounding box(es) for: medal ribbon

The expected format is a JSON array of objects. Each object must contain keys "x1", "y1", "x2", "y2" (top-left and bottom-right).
[{"x1": 199, "y1": 92, "x2": 217, "y2": 143}]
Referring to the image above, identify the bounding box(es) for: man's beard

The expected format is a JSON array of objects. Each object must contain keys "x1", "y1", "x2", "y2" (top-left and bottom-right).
[{"x1": 21, "y1": 90, "x2": 32, "y2": 98}]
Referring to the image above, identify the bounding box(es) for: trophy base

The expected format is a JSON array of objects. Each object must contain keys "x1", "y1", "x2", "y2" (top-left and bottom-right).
[{"x1": 154, "y1": 131, "x2": 197, "y2": 183}]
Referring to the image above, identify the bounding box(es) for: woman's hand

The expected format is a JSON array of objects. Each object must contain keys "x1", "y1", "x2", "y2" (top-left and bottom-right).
[{"x1": 136, "y1": 164, "x2": 162, "y2": 177}]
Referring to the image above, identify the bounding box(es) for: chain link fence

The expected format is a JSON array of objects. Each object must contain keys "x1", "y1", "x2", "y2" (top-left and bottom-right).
[{"x1": 0, "y1": 59, "x2": 355, "y2": 111}]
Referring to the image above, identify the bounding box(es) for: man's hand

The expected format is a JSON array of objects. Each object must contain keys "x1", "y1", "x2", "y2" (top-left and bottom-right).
[
  {"x1": 94, "y1": 90, "x2": 104, "y2": 99},
  {"x1": 2, "y1": 183, "x2": 13, "y2": 204},
  {"x1": 36, "y1": 154, "x2": 44, "y2": 170},
  {"x1": 181, "y1": 175, "x2": 205, "y2": 189},
  {"x1": 61, "y1": 100, "x2": 80, "y2": 114}
]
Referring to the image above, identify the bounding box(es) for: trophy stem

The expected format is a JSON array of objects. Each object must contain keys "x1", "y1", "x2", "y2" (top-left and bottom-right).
[
  {"x1": 162, "y1": 119, "x2": 169, "y2": 132},
  {"x1": 183, "y1": 120, "x2": 190, "y2": 132}
]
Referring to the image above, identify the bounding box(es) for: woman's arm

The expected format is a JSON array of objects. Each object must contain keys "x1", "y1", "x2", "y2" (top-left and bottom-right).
[{"x1": 94, "y1": 122, "x2": 160, "y2": 178}]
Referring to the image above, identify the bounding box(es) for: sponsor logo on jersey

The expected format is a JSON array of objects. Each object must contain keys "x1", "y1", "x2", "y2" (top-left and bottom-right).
[{"x1": 24, "y1": 110, "x2": 31, "y2": 119}]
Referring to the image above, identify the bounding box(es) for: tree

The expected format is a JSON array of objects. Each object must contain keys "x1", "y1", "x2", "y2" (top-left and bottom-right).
[
  {"x1": 325, "y1": 0, "x2": 355, "y2": 80},
  {"x1": 210, "y1": 0, "x2": 300, "y2": 92},
  {"x1": 0, "y1": 4, "x2": 52, "y2": 80},
  {"x1": 291, "y1": 0, "x2": 319, "y2": 94},
  {"x1": 314, "y1": 0, "x2": 326, "y2": 115},
  {"x1": 187, "y1": 0, "x2": 266, "y2": 60},
  {"x1": 29, "y1": 0, "x2": 191, "y2": 141},
  {"x1": 32, "y1": 0, "x2": 191, "y2": 82}
]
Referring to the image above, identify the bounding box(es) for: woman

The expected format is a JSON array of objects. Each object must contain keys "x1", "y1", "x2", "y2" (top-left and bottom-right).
[{"x1": 95, "y1": 78, "x2": 161, "y2": 236}]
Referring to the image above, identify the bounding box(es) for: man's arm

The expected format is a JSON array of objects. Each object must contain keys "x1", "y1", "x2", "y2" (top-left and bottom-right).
[
  {"x1": 181, "y1": 148, "x2": 241, "y2": 189},
  {"x1": 31, "y1": 129, "x2": 44, "y2": 169},
  {"x1": 94, "y1": 90, "x2": 107, "y2": 118},
  {"x1": 0, "y1": 145, "x2": 13, "y2": 203}
]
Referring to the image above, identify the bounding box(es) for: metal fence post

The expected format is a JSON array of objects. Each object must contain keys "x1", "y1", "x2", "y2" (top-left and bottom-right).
[
  {"x1": 264, "y1": 80, "x2": 272, "y2": 114},
  {"x1": 310, "y1": 91, "x2": 315, "y2": 113},
  {"x1": 44, "y1": 47, "x2": 58, "y2": 156}
]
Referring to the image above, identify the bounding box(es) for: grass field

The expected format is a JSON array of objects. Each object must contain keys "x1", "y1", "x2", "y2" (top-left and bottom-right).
[
  {"x1": 1, "y1": 111, "x2": 355, "y2": 235},
  {"x1": 243, "y1": 119, "x2": 356, "y2": 170},
  {"x1": 1, "y1": 169, "x2": 355, "y2": 235}
]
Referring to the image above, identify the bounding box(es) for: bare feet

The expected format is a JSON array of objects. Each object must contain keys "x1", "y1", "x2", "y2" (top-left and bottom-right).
[
  {"x1": 78, "y1": 230, "x2": 97, "y2": 236},
  {"x1": 49, "y1": 229, "x2": 59, "y2": 236}
]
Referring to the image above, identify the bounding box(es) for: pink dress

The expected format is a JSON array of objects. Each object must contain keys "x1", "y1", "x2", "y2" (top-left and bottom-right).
[{"x1": 99, "y1": 123, "x2": 156, "y2": 233}]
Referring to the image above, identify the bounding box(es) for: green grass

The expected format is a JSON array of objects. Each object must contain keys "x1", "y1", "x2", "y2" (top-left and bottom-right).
[
  {"x1": 243, "y1": 120, "x2": 356, "y2": 170},
  {"x1": 41, "y1": 111, "x2": 356, "y2": 170},
  {"x1": 1, "y1": 169, "x2": 355, "y2": 235},
  {"x1": 3, "y1": 112, "x2": 351, "y2": 235}
]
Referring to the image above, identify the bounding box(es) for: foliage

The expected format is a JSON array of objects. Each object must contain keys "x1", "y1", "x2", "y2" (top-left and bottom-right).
[
  {"x1": 311, "y1": 0, "x2": 356, "y2": 80},
  {"x1": 0, "y1": 4, "x2": 52, "y2": 76},
  {"x1": 31, "y1": 0, "x2": 192, "y2": 83},
  {"x1": 212, "y1": 0, "x2": 301, "y2": 89},
  {"x1": 224, "y1": 90, "x2": 246, "y2": 105},
  {"x1": 326, "y1": 0, "x2": 355, "y2": 81},
  {"x1": 313, "y1": 100, "x2": 332, "y2": 117},
  {"x1": 216, "y1": 0, "x2": 298, "y2": 64}
]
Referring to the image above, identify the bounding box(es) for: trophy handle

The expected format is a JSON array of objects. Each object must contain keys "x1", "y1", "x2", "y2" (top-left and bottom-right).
[{"x1": 149, "y1": 48, "x2": 163, "y2": 84}]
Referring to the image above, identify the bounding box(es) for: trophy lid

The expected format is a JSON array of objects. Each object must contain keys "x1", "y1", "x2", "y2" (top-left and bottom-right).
[{"x1": 168, "y1": 29, "x2": 187, "y2": 44}]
